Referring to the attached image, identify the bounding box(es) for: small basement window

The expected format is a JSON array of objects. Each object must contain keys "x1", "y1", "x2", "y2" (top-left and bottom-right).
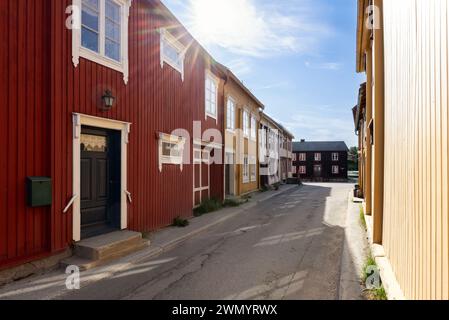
[
  {"x1": 158, "y1": 133, "x2": 186, "y2": 172},
  {"x1": 160, "y1": 29, "x2": 186, "y2": 80}
]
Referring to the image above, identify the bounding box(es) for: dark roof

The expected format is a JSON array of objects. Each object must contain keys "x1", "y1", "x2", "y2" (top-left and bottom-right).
[{"x1": 293, "y1": 141, "x2": 349, "y2": 152}]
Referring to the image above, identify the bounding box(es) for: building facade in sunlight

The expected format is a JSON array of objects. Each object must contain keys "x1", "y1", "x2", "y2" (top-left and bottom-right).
[
  {"x1": 220, "y1": 66, "x2": 264, "y2": 198},
  {"x1": 0, "y1": 0, "x2": 296, "y2": 277},
  {"x1": 354, "y1": 0, "x2": 449, "y2": 299}
]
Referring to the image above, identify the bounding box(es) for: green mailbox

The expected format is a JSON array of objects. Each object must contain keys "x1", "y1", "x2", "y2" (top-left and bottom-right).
[{"x1": 26, "y1": 177, "x2": 52, "y2": 207}]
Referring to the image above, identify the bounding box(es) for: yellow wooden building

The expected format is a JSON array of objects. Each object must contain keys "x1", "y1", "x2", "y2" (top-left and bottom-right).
[
  {"x1": 355, "y1": 0, "x2": 449, "y2": 299},
  {"x1": 220, "y1": 66, "x2": 264, "y2": 197}
]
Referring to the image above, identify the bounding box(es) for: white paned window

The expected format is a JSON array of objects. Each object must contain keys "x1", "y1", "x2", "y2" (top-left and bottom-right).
[
  {"x1": 160, "y1": 29, "x2": 186, "y2": 80},
  {"x1": 292, "y1": 153, "x2": 297, "y2": 161},
  {"x1": 332, "y1": 152, "x2": 339, "y2": 161},
  {"x1": 314, "y1": 153, "x2": 321, "y2": 161},
  {"x1": 332, "y1": 165, "x2": 339, "y2": 174},
  {"x1": 73, "y1": 0, "x2": 132, "y2": 83},
  {"x1": 250, "y1": 116, "x2": 257, "y2": 141},
  {"x1": 299, "y1": 153, "x2": 306, "y2": 161},
  {"x1": 158, "y1": 133, "x2": 186, "y2": 172},
  {"x1": 243, "y1": 155, "x2": 249, "y2": 183},
  {"x1": 226, "y1": 98, "x2": 236, "y2": 131},
  {"x1": 205, "y1": 71, "x2": 218, "y2": 120},
  {"x1": 299, "y1": 166, "x2": 306, "y2": 174},
  {"x1": 243, "y1": 110, "x2": 250, "y2": 137}
]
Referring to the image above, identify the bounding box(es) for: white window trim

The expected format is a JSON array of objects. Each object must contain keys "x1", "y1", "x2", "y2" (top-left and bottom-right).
[
  {"x1": 250, "y1": 156, "x2": 257, "y2": 182},
  {"x1": 205, "y1": 70, "x2": 219, "y2": 122},
  {"x1": 243, "y1": 108, "x2": 250, "y2": 138},
  {"x1": 72, "y1": 0, "x2": 132, "y2": 84},
  {"x1": 158, "y1": 133, "x2": 186, "y2": 172},
  {"x1": 226, "y1": 96, "x2": 236, "y2": 132},
  {"x1": 314, "y1": 153, "x2": 321, "y2": 161},
  {"x1": 160, "y1": 28, "x2": 186, "y2": 81},
  {"x1": 72, "y1": 113, "x2": 131, "y2": 242},
  {"x1": 332, "y1": 165, "x2": 340, "y2": 174},
  {"x1": 332, "y1": 152, "x2": 339, "y2": 161},
  {"x1": 243, "y1": 155, "x2": 250, "y2": 183},
  {"x1": 250, "y1": 115, "x2": 257, "y2": 141},
  {"x1": 299, "y1": 166, "x2": 306, "y2": 174}
]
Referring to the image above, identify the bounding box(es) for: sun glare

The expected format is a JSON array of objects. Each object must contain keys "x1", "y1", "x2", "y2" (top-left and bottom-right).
[{"x1": 190, "y1": 0, "x2": 257, "y2": 46}]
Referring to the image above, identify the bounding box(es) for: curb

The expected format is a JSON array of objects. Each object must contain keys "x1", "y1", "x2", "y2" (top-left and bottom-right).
[{"x1": 363, "y1": 209, "x2": 405, "y2": 300}]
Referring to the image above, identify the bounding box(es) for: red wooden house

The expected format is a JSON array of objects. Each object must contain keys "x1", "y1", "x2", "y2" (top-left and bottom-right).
[{"x1": 0, "y1": 0, "x2": 224, "y2": 269}]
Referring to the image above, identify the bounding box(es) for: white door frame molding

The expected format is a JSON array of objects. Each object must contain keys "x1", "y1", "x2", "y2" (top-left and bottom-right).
[{"x1": 72, "y1": 113, "x2": 131, "y2": 241}]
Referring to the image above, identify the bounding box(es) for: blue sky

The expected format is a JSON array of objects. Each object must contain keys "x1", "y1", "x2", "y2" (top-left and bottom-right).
[{"x1": 163, "y1": 0, "x2": 365, "y2": 147}]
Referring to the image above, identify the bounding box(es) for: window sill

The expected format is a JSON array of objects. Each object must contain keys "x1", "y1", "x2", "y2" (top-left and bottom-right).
[
  {"x1": 79, "y1": 47, "x2": 124, "y2": 74},
  {"x1": 162, "y1": 58, "x2": 184, "y2": 79},
  {"x1": 206, "y1": 112, "x2": 218, "y2": 121}
]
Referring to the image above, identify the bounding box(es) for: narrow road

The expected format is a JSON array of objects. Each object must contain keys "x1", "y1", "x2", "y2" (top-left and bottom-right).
[{"x1": 58, "y1": 183, "x2": 355, "y2": 300}]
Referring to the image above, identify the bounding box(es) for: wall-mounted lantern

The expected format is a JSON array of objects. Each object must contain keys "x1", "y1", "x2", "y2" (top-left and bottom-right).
[{"x1": 101, "y1": 90, "x2": 115, "y2": 111}]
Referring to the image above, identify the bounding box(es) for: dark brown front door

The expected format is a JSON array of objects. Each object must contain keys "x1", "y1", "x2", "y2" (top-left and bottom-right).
[
  {"x1": 313, "y1": 165, "x2": 322, "y2": 178},
  {"x1": 80, "y1": 127, "x2": 121, "y2": 239}
]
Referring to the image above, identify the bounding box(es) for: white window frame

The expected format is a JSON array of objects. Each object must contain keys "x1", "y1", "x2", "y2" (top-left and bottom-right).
[
  {"x1": 72, "y1": 0, "x2": 132, "y2": 84},
  {"x1": 243, "y1": 109, "x2": 250, "y2": 137},
  {"x1": 332, "y1": 152, "x2": 339, "y2": 161},
  {"x1": 160, "y1": 28, "x2": 186, "y2": 81},
  {"x1": 299, "y1": 166, "x2": 306, "y2": 174},
  {"x1": 243, "y1": 155, "x2": 249, "y2": 183},
  {"x1": 250, "y1": 115, "x2": 257, "y2": 141},
  {"x1": 314, "y1": 153, "x2": 321, "y2": 161},
  {"x1": 205, "y1": 70, "x2": 219, "y2": 122},
  {"x1": 226, "y1": 97, "x2": 236, "y2": 132},
  {"x1": 250, "y1": 156, "x2": 257, "y2": 182},
  {"x1": 299, "y1": 153, "x2": 306, "y2": 161},
  {"x1": 332, "y1": 165, "x2": 339, "y2": 174},
  {"x1": 158, "y1": 133, "x2": 186, "y2": 172}
]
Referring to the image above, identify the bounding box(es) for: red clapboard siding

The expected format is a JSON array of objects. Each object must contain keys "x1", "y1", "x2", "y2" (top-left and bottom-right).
[
  {"x1": 0, "y1": 0, "x2": 52, "y2": 267},
  {"x1": 0, "y1": 0, "x2": 224, "y2": 268}
]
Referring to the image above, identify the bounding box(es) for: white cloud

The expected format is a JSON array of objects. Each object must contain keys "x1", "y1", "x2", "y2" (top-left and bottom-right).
[
  {"x1": 226, "y1": 58, "x2": 253, "y2": 77},
  {"x1": 305, "y1": 61, "x2": 343, "y2": 70},
  {"x1": 179, "y1": 0, "x2": 331, "y2": 58}
]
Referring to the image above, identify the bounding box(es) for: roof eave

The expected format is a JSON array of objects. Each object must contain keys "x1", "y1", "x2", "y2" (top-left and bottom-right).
[{"x1": 356, "y1": 0, "x2": 370, "y2": 73}]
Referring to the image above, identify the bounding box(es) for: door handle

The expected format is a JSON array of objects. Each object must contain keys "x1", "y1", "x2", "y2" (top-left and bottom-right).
[
  {"x1": 125, "y1": 191, "x2": 132, "y2": 203},
  {"x1": 63, "y1": 195, "x2": 78, "y2": 213}
]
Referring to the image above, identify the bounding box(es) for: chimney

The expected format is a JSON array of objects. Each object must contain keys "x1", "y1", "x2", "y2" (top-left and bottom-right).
[{"x1": 300, "y1": 139, "x2": 305, "y2": 142}]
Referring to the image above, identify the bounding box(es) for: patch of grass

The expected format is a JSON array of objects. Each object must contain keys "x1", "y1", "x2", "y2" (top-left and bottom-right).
[
  {"x1": 371, "y1": 286, "x2": 388, "y2": 300},
  {"x1": 273, "y1": 182, "x2": 281, "y2": 191},
  {"x1": 359, "y1": 205, "x2": 367, "y2": 230},
  {"x1": 172, "y1": 216, "x2": 189, "y2": 227},
  {"x1": 223, "y1": 199, "x2": 242, "y2": 207},
  {"x1": 193, "y1": 198, "x2": 222, "y2": 217},
  {"x1": 259, "y1": 185, "x2": 269, "y2": 193},
  {"x1": 361, "y1": 255, "x2": 377, "y2": 283},
  {"x1": 361, "y1": 253, "x2": 388, "y2": 300}
]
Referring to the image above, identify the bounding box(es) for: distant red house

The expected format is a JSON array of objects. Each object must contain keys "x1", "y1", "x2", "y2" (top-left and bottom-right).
[{"x1": 0, "y1": 0, "x2": 224, "y2": 269}]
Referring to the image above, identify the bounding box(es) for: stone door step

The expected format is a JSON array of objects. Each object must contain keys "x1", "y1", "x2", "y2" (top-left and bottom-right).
[{"x1": 61, "y1": 231, "x2": 148, "y2": 271}]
